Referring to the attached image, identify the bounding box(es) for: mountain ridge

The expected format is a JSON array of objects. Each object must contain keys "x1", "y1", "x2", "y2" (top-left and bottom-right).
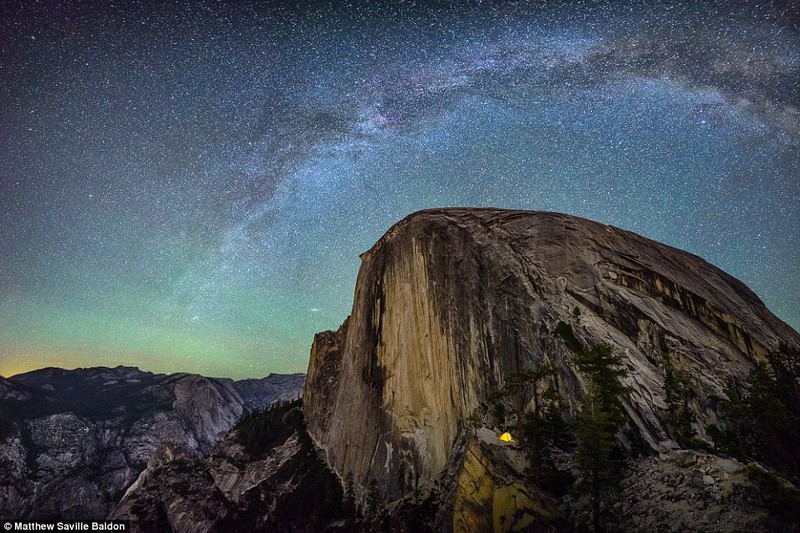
[{"x1": 0, "y1": 366, "x2": 305, "y2": 520}]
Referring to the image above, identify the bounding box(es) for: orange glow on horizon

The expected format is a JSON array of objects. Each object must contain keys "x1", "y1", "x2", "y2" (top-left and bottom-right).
[
  {"x1": 0, "y1": 351, "x2": 147, "y2": 378},
  {"x1": 0, "y1": 355, "x2": 75, "y2": 378}
]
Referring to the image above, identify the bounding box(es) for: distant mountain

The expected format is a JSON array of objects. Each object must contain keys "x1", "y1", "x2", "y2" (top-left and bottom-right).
[{"x1": 0, "y1": 365, "x2": 304, "y2": 520}]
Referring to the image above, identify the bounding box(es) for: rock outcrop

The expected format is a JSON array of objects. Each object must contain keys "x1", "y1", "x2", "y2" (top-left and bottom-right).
[
  {"x1": 111, "y1": 401, "x2": 345, "y2": 533},
  {"x1": 615, "y1": 451, "x2": 766, "y2": 532},
  {"x1": 0, "y1": 366, "x2": 304, "y2": 520},
  {"x1": 304, "y1": 208, "x2": 800, "y2": 506},
  {"x1": 452, "y1": 429, "x2": 565, "y2": 532}
]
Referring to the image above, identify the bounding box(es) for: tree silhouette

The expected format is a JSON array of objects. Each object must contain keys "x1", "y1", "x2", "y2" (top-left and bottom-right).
[
  {"x1": 365, "y1": 478, "x2": 384, "y2": 517},
  {"x1": 493, "y1": 364, "x2": 557, "y2": 447},
  {"x1": 574, "y1": 343, "x2": 629, "y2": 532},
  {"x1": 663, "y1": 354, "x2": 695, "y2": 445},
  {"x1": 342, "y1": 471, "x2": 357, "y2": 519}
]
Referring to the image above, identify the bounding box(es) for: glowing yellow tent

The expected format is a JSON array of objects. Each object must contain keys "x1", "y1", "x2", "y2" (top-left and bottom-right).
[{"x1": 498, "y1": 432, "x2": 513, "y2": 442}]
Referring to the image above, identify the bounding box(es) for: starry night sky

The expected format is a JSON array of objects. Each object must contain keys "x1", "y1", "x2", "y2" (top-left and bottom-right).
[{"x1": 1, "y1": 1, "x2": 798, "y2": 379}]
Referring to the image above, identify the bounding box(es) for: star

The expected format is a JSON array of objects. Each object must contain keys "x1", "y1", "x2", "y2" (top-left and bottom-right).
[{"x1": 0, "y1": 0, "x2": 796, "y2": 379}]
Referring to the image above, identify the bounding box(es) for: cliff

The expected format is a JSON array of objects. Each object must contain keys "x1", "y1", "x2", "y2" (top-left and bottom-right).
[{"x1": 303, "y1": 208, "x2": 800, "y2": 507}]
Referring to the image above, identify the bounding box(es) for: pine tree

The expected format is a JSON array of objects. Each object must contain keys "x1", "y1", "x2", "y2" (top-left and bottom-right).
[
  {"x1": 745, "y1": 363, "x2": 797, "y2": 471},
  {"x1": 496, "y1": 364, "x2": 557, "y2": 447},
  {"x1": 504, "y1": 369, "x2": 537, "y2": 446},
  {"x1": 342, "y1": 471, "x2": 357, "y2": 519},
  {"x1": 574, "y1": 344, "x2": 628, "y2": 424},
  {"x1": 722, "y1": 380, "x2": 751, "y2": 460},
  {"x1": 574, "y1": 343, "x2": 629, "y2": 532},
  {"x1": 716, "y1": 357, "x2": 800, "y2": 477},
  {"x1": 522, "y1": 369, "x2": 565, "y2": 480},
  {"x1": 663, "y1": 355, "x2": 694, "y2": 445},
  {"x1": 576, "y1": 381, "x2": 616, "y2": 532},
  {"x1": 364, "y1": 478, "x2": 383, "y2": 517}
]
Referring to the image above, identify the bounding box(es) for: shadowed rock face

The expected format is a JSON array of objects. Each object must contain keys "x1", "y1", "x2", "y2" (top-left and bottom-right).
[{"x1": 304, "y1": 208, "x2": 800, "y2": 502}]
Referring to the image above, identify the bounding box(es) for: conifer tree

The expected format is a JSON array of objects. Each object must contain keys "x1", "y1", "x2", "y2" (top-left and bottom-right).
[
  {"x1": 342, "y1": 471, "x2": 357, "y2": 519},
  {"x1": 574, "y1": 343, "x2": 629, "y2": 532},
  {"x1": 365, "y1": 478, "x2": 383, "y2": 517},
  {"x1": 522, "y1": 367, "x2": 565, "y2": 480},
  {"x1": 663, "y1": 355, "x2": 694, "y2": 445},
  {"x1": 496, "y1": 364, "x2": 557, "y2": 447},
  {"x1": 576, "y1": 381, "x2": 615, "y2": 532}
]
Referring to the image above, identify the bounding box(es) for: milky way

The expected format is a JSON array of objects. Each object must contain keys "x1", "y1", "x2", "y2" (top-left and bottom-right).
[{"x1": 1, "y1": 1, "x2": 798, "y2": 378}]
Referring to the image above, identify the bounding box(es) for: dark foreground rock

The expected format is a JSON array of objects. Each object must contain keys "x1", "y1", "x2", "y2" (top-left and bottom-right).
[{"x1": 111, "y1": 400, "x2": 346, "y2": 533}]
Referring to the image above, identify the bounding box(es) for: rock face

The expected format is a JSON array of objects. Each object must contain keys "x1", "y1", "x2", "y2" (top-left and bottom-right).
[
  {"x1": 452, "y1": 429, "x2": 564, "y2": 532},
  {"x1": 0, "y1": 366, "x2": 304, "y2": 520},
  {"x1": 304, "y1": 208, "x2": 800, "y2": 503}
]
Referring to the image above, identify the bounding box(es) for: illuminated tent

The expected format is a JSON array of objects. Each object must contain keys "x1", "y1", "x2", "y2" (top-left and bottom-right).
[{"x1": 498, "y1": 432, "x2": 513, "y2": 442}]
